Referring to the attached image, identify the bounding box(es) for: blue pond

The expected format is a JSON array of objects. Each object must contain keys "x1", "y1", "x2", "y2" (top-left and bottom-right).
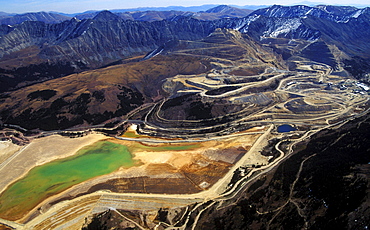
[{"x1": 277, "y1": 124, "x2": 296, "y2": 133}]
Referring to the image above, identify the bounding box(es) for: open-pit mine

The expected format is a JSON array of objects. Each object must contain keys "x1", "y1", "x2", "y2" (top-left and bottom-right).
[{"x1": 0, "y1": 6, "x2": 370, "y2": 229}]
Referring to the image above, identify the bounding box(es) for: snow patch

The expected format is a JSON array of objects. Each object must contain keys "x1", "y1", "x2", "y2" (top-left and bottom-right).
[
  {"x1": 356, "y1": 82, "x2": 369, "y2": 91},
  {"x1": 234, "y1": 14, "x2": 260, "y2": 32},
  {"x1": 351, "y1": 9, "x2": 363, "y2": 18},
  {"x1": 72, "y1": 17, "x2": 81, "y2": 22},
  {"x1": 264, "y1": 18, "x2": 302, "y2": 38},
  {"x1": 322, "y1": 6, "x2": 330, "y2": 14},
  {"x1": 142, "y1": 47, "x2": 164, "y2": 60},
  {"x1": 305, "y1": 8, "x2": 313, "y2": 15}
]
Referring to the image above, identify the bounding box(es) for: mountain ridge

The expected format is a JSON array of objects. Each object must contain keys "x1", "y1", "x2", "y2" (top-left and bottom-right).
[
  {"x1": 1, "y1": 4, "x2": 370, "y2": 230},
  {"x1": 0, "y1": 5, "x2": 369, "y2": 95},
  {"x1": 0, "y1": 27, "x2": 284, "y2": 131},
  {"x1": 0, "y1": 5, "x2": 253, "y2": 25},
  {"x1": 0, "y1": 12, "x2": 71, "y2": 25}
]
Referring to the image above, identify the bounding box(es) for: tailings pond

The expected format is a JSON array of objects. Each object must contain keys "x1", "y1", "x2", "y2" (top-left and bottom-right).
[{"x1": 0, "y1": 140, "x2": 136, "y2": 220}]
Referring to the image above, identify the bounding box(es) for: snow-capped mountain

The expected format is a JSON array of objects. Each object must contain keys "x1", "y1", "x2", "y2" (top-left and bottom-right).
[
  {"x1": 0, "y1": 4, "x2": 370, "y2": 131},
  {"x1": 228, "y1": 15, "x2": 320, "y2": 41},
  {"x1": 0, "y1": 5, "x2": 369, "y2": 77},
  {"x1": 210, "y1": 5, "x2": 368, "y2": 60},
  {"x1": 252, "y1": 4, "x2": 367, "y2": 23}
]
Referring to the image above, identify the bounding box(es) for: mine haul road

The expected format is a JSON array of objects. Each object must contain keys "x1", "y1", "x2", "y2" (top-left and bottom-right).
[
  {"x1": 163, "y1": 107, "x2": 370, "y2": 230},
  {"x1": 2, "y1": 97, "x2": 369, "y2": 230},
  {"x1": 1, "y1": 61, "x2": 370, "y2": 229},
  {"x1": 5, "y1": 125, "x2": 271, "y2": 230}
]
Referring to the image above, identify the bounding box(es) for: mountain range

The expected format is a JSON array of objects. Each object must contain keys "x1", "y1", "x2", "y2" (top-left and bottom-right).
[
  {"x1": 0, "y1": 4, "x2": 370, "y2": 130},
  {"x1": 0, "y1": 5, "x2": 253, "y2": 25},
  {"x1": 0, "y1": 4, "x2": 370, "y2": 230}
]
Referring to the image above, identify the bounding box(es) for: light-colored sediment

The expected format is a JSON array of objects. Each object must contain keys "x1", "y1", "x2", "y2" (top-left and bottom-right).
[
  {"x1": 32, "y1": 131, "x2": 263, "y2": 201},
  {"x1": 0, "y1": 141, "x2": 22, "y2": 164},
  {"x1": 0, "y1": 129, "x2": 264, "y2": 224},
  {"x1": 18, "y1": 127, "x2": 270, "y2": 229},
  {"x1": 0, "y1": 133, "x2": 107, "y2": 194}
]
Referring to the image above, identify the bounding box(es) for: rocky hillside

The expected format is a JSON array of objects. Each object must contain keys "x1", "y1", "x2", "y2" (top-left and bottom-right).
[
  {"x1": 252, "y1": 4, "x2": 364, "y2": 22},
  {"x1": 0, "y1": 5, "x2": 369, "y2": 92},
  {"x1": 0, "y1": 5, "x2": 368, "y2": 69},
  {"x1": 0, "y1": 4, "x2": 370, "y2": 130},
  {"x1": 194, "y1": 114, "x2": 370, "y2": 230},
  {"x1": 0, "y1": 12, "x2": 218, "y2": 92},
  {"x1": 0, "y1": 27, "x2": 284, "y2": 131},
  {"x1": 0, "y1": 54, "x2": 211, "y2": 130},
  {"x1": 227, "y1": 5, "x2": 370, "y2": 58}
]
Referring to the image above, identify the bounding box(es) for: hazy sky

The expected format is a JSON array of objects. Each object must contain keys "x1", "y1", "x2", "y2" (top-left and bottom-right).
[{"x1": 1, "y1": 0, "x2": 369, "y2": 14}]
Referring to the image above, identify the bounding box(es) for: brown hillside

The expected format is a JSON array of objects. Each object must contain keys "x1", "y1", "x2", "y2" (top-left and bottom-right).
[{"x1": 0, "y1": 55, "x2": 211, "y2": 130}]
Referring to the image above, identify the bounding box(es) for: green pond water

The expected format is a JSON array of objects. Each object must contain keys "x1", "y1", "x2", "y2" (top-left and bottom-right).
[{"x1": 0, "y1": 141, "x2": 136, "y2": 218}]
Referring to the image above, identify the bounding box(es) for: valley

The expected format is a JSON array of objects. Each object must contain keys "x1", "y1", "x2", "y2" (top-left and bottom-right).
[
  {"x1": 1, "y1": 36, "x2": 369, "y2": 228},
  {"x1": 0, "y1": 4, "x2": 370, "y2": 230}
]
